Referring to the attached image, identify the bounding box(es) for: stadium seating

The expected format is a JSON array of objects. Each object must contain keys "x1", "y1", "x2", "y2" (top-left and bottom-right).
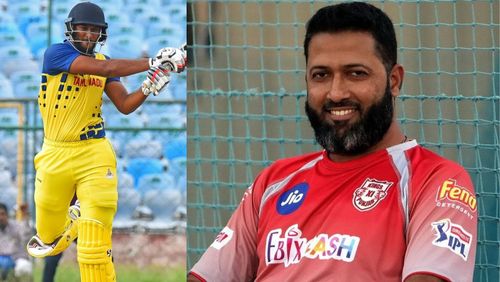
[
  {"x1": 0, "y1": 32, "x2": 28, "y2": 48},
  {"x1": 0, "y1": 110, "x2": 19, "y2": 128},
  {"x1": 115, "y1": 187, "x2": 141, "y2": 228},
  {"x1": 137, "y1": 173, "x2": 176, "y2": 195},
  {"x1": 25, "y1": 21, "x2": 64, "y2": 54},
  {"x1": 9, "y1": 70, "x2": 39, "y2": 86},
  {"x1": 142, "y1": 187, "x2": 182, "y2": 229},
  {"x1": 107, "y1": 35, "x2": 144, "y2": 59},
  {"x1": 0, "y1": 136, "x2": 18, "y2": 177},
  {"x1": 0, "y1": 156, "x2": 13, "y2": 188},
  {"x1": 0, "y1": 45, "x2": 32, "y2": 61},
  {"x1": 2, "y1": 59, "x2": 39, "y2": 77},
  {"x1": 0, "y1": 45, "x2": 39, "y2": 76},
  {"x1": 126, "y1": 157, "x2": 165, "y2": 187},
  {"x1": 124, "y1": 138, "x2": 163, "y2": 159},
  {"x1": 171, "y1": 73, "x2": 187, "y2": 100},
  {"x1": 163, "y1": 138, "x2": 186, "y2": 160},
  {"x1": 0, "y1": 76, "x2": 14, "y2": 98},
  {"x1": 146, "y1": 110, "x2": 185, "y2": 129},
  {"x1": 145, "y1": 20, "x2": 175, "y2": 40},
  {"x1": 118, "y1": 171, "x2": 135, "y2": 190},
  {"x1": 103, "y1": 9, "x2": 131, "y2": 26},
  {"x1": 12, "y1": 6, "x2": 47, "y2": 36},
  {"x1": 168, "y1": 157, "x2": 186, "y2": 192},
  {"x1": 0, "y1": 186, "x2": 17, "y2": 213},
  {"x1": 126, "y1": 0, "x2": 162, "y2": 6},
  {"x1": 107, "y1": 21, "x2": 144, "y2": 41},
  {"x1": 50, "y1": 1, "x2": 73, "y2": 23},
  {"x1": 13, "y1": 79, "x2": 39, "y2": 98},
  {"x1": 163, "y1": 4, "x2": 185, "y2": 23},
  {"x1": 145, "y1": 35, "x2": 178, "y2": 58},
  {"x1": 123, "y1": 3, "x2": 157, "y2": 23}
]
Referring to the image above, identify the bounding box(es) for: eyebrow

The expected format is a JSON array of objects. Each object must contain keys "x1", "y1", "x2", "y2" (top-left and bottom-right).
[{"x1": 309, "y1": 63, "x2": 372, "y2": 72}]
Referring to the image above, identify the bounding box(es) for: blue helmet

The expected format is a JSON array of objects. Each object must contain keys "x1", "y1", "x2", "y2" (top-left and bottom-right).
[{"x1": 64, "y1": 2, "x2": 108, "y2": 55}]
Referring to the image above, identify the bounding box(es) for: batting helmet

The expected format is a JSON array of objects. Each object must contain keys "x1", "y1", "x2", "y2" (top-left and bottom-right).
[{"x1": 64, "y1": 2, "x2": 108, "y2": 55}]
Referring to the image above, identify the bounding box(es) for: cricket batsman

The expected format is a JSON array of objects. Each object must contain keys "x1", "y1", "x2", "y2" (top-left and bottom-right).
[{"x1": 25, "y1": 2, "x2": 186, "y2": 281}]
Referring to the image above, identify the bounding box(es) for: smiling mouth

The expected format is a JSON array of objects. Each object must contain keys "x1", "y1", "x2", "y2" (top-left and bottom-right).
[
  {"x1": 325, "y1": 107, "x2": 358, "y2": 122},
  {"x1": 330, "y1": 109, "x2": 356, "y2": 117}
]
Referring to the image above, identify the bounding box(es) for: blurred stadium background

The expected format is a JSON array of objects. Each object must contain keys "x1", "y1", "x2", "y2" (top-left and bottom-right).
[
  {"x1": 187, "y1": 1, "x2": 499, "y2": 281},
  {"x1": 0, "y1": 0, "x2": 186, "y2": 280}
]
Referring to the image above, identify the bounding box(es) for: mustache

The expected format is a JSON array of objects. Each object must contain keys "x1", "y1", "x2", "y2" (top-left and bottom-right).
[{"x1": 322, "y1": 99, "x2": 360, "y2": 111}]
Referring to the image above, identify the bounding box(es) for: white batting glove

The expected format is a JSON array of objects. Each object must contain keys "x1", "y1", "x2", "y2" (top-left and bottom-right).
[
  {"x1": 148, "y1": 46, "x2": 187, "y2": 73},
  {"x1": 142, "y1": 66, "x2": 170, "y2": 96}
]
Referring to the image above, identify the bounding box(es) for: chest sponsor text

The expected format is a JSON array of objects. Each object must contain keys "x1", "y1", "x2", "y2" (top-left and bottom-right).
[{"x1": 265, "y1": 224, "x2": 360, "y2": 267}]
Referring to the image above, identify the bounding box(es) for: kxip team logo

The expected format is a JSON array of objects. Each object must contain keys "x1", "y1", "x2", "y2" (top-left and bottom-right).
[
  {"x1": 431, "y1": 219, "x2": 472, "y2": 261},
  {"x1": 352, "y1": 178, "x2": 393, "y2": 211}
]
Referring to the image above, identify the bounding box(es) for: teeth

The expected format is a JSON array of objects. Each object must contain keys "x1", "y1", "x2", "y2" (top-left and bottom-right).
[{"x1": 331, "y1": 109, "x2": 355, "y2": 116}]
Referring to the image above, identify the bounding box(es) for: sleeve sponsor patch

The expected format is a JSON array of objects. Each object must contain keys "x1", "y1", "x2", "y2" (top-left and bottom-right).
[
  {"x1": 436, "y1": 179, "x2": 476, "y2": 212},
  {"x1": 435, "y1": 179, "x2": 476, "y2": 220},
  {"x1": 210, "y1": 226, "x2": 234, "y2": 250},
  {"x1": 431, "y1": 219, "x2": 472, "y2": 261}
]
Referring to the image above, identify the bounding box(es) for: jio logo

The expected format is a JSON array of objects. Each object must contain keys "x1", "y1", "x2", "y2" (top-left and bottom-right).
[{"x1": 276, "y1": 182, "x2": 309, "y2": 215}]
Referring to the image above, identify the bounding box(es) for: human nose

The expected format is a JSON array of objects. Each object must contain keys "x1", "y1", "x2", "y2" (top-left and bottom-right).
[
  {"x1": 82, "y1": 29, "x2": 93, "y2": 38},
  {"x1": 327, "y1": 76, "x2": 349, "y2": 102}
]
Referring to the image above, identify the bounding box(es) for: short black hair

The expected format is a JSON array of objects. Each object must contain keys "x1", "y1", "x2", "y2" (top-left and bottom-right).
[
  {"x1": 0, "y1": 202, "x2": 7, "y2": 214},
  {"x1": 304, "y1": 2, "x2": 397, "y2": 71}
]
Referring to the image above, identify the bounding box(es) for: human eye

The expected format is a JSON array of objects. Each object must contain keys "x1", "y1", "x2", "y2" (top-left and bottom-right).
[
  {"x1": 349, "y1": 69, "x2": 368, "y2": 78},
  {"x1": 311, "y1": 70, "x2": 328, "y2": 80}
]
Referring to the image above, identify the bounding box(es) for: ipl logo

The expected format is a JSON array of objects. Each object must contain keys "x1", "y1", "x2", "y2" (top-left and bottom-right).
[
  {"x1": 431, "y1": 219, "x2": 472, "y2": 261},
  {"x1": 352, "y1": 178, "x2": 393, "y2": 212}
]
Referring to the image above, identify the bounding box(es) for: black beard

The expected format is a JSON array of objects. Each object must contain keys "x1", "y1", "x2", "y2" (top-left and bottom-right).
[{"x1": 305, "y1": 84, "x2": 394, "y2": 156}]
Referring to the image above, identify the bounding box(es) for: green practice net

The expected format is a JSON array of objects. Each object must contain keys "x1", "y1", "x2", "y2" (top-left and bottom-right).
[{"x1": 187, "y1": 1, "x2": 499, "y2": 280}]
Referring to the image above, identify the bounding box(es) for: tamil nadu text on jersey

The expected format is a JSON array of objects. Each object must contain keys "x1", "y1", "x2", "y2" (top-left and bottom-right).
[
  {"x1": 265, "y1": 224, "x2": 360, "y2": 267},
  {"x1": 73, "y1": 75, "x2": 104, "y2": 87}
]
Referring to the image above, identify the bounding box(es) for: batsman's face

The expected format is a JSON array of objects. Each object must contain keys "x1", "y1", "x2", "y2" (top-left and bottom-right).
[
  {"x1": 305, "y1": 31, "x2": 399, "y2": 155},
  {"x1": 73, "y1": 24, "x2": 101, "y2": 49}
]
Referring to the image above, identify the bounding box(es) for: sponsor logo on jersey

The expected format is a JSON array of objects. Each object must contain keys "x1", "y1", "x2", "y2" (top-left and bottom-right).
[
  {"x1": 265, "y1": 224, "x2": 360, "y2": 267},
  {"x1": 210, "y1": 226, "x2": 234, "y2": 250},
  {"x1": 352, "y1": 178, "x2": 393, "y2": 211},
  {"x1": 276, "y1": 183, "x2": 308, "y2": 215},
  {"x1": 436, "y1": 179, "x2": 476, "y2": 217},
  {"x1": 431, "y1": 219, "x2": 472, "y2": 261},
  {"x1": 106, "y1": 168, "x2": 114, "y2": 179}
]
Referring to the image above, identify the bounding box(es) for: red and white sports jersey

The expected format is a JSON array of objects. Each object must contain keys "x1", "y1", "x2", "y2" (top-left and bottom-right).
[{"x1": 190, "y1": 140, "x2": 477, "y2": 282}]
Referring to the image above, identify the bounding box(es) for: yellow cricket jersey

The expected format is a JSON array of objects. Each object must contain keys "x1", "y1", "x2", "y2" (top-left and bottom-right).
[{"x1": 38, "y1": 41, "x2": 120, "y2": 142}]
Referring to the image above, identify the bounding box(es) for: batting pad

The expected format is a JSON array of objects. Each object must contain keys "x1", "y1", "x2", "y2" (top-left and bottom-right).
[
  {"x1": 27, "y1": 217, "x2": 78, "y2": 258},
  {"x1": 77, "y1": 219, "x2": 115, "y2": 282}
]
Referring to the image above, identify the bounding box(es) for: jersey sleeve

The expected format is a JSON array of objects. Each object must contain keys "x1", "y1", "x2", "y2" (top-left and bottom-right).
[
  {"x1": 403, "y1": 162, "x2": 477, "y2": 282},
  {"x1": 189, "y1": 182, "x2": 261, "y2": 282},
  {"x1": 43, "y1": 43, "x2": 80, "y2": 75}
]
